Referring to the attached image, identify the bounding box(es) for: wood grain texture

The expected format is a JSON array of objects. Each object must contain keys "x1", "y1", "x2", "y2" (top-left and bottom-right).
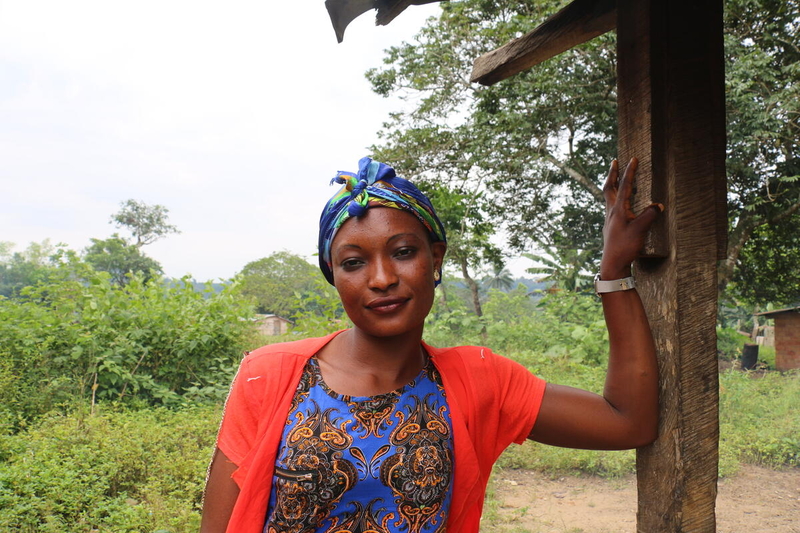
[
  {"x1": 618, "y1": 1, "x2": 726, "y2": 531},
  {"x1": 470, "y1": 0, "x2": 616, "y2": 86}
]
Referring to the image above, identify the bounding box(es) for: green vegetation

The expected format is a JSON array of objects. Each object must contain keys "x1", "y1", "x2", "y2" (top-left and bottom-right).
[
  {"x1": 2, "y1": 0, "x2": 798, "y2": 527},
  {"x1": 0, "y1": 260, "x2": 256, "y2": 431},
  {"x1": 368, "y1": 0, "x2": 800, "y2": 308},
  {"x1": 0, "y1": 406, "x2": 220, "y2": 532},
  {"x1": 1, "y1": 278, "x2": 797, "y2": 530}
]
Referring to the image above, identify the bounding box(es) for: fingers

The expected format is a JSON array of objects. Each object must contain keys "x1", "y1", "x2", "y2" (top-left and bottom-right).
[
  {"x1": 616, "y1": 157, "x2": 638, "y2": 210},
  {"x1": 630, "y1": 202, "x2": 664, "y2": 235},
  {"x1": 603, "y1": 158, "x2": 638, "y2": 208},
  {"x1": 603, "y1": 159, "x2": 619, "y2": 206}
]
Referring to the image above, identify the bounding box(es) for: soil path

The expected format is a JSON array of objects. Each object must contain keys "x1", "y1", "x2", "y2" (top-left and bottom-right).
[{"x1": 490, "y1": 465, "x2": 800, "y2": 532}]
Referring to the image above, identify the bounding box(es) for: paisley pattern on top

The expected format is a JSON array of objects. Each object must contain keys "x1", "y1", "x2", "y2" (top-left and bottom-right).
[{"x1": 264, "y1": 357, "x2": 453, "y2": 533}]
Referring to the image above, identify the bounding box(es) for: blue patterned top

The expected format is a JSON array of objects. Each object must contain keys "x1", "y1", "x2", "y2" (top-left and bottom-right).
[{"x1": 264, "y1": 356, "x2": 454, "y2": 533}]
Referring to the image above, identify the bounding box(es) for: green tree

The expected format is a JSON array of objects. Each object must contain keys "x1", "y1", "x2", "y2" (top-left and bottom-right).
[
  {"x1": 83, "y1": 234, "x2": 163, "y2": 286},
  {"x1": 524, "y1": 247, "x2": 594, "y2": 293},
  {"x1": 729, "y1": 213, "x2": 800, "y2": 305},
  {"x1": 368, "y1": 0, "x2": 609, "y2": 258},
  {"x1": 238, "y1": 251, "x2": 323, "y2": 317},
  {"x1": 482, "y1": 266, "x2": 514, "y2": 291},
  {"x1": 720, "y1": 0, "x2": 800, "y2": 298},
  {"x1": 111, "y1": 199, "x2": 179, "y2": 247},
  {"x1": 420, "y1": 185, "x2": 502, "y2": 316},
  {"x1": 0, "y1": 240, "x2": 62, "y2": 297},
  {"x1": 367, "y1": 0, "x2": 799, "y2": 301},
  {"x1": 0, "y1": 265, "x2": 255, "y2": 422}
]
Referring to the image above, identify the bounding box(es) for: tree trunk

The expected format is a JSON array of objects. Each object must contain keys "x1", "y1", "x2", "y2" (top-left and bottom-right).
[{"x1": 459, "y1": 256, "x2": 483, "y2": 317}]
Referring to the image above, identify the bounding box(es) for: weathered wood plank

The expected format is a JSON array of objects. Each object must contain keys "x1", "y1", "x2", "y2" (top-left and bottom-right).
[
  {"x1": 470, "y1": 0, "x2": 616, "y2": 86},
  {"x1": 616, "y1": 0, "x2": 667, "y2": 258},
  {"x1": 618, "y1": 1, "x2": 726, "y2": 531}
]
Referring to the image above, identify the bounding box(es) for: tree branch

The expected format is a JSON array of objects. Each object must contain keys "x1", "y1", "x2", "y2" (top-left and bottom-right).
[
  {"x1": 543, "y1": 152, "x2": 605, "y2": 202},
  {"x1": 718, "y1": 194, "x2": 800, "y2": 291}
]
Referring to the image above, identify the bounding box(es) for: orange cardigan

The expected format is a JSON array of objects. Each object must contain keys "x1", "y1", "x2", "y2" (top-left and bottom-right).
[{"x1": 216, "y1": 330, "x2": 546, "y2": 532}]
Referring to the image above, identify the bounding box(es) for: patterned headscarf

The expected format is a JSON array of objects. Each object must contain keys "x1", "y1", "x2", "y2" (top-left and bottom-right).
[{"x1": 318, "y1": 157, "x2": 447, "y2": 286}]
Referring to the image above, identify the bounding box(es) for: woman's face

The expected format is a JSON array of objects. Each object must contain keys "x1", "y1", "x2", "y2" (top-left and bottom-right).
[{"x1": 330, "y1": 208, "x2": 446, "y2": 340}]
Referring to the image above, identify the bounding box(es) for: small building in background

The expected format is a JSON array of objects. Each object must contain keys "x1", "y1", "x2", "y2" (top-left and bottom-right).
[
  {"x1": 755, "y1": 306, "x2": 800, "y2": 371},
  {"x1": 254, "y1": 314, "x2": 292, "y2": 336}
]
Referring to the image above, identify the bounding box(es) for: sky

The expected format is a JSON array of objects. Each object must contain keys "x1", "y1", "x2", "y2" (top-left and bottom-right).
[{"x1": 1, "y1": 0, "x2": 484, "y2": 282}]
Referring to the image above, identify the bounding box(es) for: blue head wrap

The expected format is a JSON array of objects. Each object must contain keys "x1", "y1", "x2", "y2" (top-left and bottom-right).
[{"x1": 318, "y1": 157, "x2": 447, "y2": 286}]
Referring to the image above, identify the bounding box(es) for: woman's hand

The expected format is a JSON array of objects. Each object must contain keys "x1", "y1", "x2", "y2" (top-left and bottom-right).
[{"x1": 600, "y1": 158, "x2": 663, "y2": 280}]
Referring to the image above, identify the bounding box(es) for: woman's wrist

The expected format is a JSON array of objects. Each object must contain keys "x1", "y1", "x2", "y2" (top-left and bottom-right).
[{"x1": 598, "y1": 264, "x2": 633, "y2": 281}]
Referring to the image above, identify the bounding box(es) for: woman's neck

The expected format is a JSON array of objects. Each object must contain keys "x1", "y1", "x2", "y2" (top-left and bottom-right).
[{"x1": 315, "y1": 327, "x2": 427, "y2": 397}]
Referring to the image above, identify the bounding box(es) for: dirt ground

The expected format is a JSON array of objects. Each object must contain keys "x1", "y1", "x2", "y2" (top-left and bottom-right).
[{"x1": 490, "y1": 465, "x2": 800, "y2": 532}]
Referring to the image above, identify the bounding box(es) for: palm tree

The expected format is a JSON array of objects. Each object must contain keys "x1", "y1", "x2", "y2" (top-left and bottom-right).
[
  {"x1": 482, "y1": 267, "x2": 515, "y2": 291},
  {"x1": 523, "y1": 247, "x2": 595, "y2": 292}
]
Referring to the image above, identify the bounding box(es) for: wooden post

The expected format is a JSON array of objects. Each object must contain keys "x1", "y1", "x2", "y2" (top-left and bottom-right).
[{"x1": 617, "y1": 1, "x2": 727, "y2": 531}]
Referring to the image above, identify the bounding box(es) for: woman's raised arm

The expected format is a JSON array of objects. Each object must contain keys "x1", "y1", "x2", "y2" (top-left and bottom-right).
[{"x1": 529, "y1": 158, "x2": 662, "y2": 450}]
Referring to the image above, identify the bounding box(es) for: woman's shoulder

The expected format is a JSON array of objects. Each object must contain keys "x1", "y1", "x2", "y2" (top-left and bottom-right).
[
  {"x1": 243, "y1": 330, "x2": 345, "y2": 368},
  {"x1": 424, "y1": 342, "x2": 506, "y2": 365},
  {"x1": 425, "y1": 342, "x2": 532, "y2": 374}
]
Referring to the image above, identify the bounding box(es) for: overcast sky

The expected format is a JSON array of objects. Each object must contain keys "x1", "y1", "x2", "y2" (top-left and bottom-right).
[{"x1": 1, "y1": 0, "x2": 457, "y2": 281}]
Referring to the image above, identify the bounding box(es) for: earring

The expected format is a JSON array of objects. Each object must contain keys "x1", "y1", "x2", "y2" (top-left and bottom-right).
[{"x1": 434, "y1": 270, "x2": 441, "y2": 282}]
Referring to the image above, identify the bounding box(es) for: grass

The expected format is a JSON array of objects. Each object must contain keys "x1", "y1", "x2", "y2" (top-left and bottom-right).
[{"x1": 1, "y1": 362, "x2": 797, "y2": 531}]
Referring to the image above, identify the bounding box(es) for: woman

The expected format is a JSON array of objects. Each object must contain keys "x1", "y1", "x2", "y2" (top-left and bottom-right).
[{"x1": 201, "y1": 156, "x2": 661, "y2": 533}]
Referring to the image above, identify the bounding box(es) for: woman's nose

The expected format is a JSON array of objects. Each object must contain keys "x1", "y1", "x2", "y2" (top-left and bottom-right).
[{"x1": 369, "y1": 257, "x2": 399, "y2": 290}]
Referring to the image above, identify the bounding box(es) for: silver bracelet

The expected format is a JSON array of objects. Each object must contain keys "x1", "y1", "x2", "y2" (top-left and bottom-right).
[{"x1": 594, "y1": 273, "x2": 636, "y2": 296}]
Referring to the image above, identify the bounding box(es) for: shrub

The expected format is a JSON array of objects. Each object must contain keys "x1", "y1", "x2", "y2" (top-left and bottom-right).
[
  {"x1": 719, "y1": 369, "x2": 800, "y2": 468},
  {"x1": 0, "y1": 406, "x2": 220, "y2": 532},
  {"x1": 0, "y1": 267, "x2": 255, "y2": 427}
]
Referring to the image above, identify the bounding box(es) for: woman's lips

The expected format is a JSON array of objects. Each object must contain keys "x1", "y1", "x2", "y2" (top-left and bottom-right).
[{"x1": 366, "y1": 297, "x2": 409, "y2": 313}]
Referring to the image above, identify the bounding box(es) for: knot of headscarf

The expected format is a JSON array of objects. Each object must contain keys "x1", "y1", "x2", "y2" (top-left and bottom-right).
[{"x1": 318, "y1": 157, "x2": 447, "y2": 286}]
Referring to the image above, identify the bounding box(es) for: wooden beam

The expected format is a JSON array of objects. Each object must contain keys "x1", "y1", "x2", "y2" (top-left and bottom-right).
[
  {"x1": 617, "y1": 0, "x2": 727, "y2": 531},
  {"x1": 470, "y1": 0, "x2": 616, "y2": 86}
]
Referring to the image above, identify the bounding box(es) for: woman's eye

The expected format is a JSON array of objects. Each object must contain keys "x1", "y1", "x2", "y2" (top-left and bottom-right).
[
  {"x1": 341, "y1": 259, "x2": 363, "y2": 270},
  {"x1": 395, "y1": 247, "x2": 416, "y2": 258}
]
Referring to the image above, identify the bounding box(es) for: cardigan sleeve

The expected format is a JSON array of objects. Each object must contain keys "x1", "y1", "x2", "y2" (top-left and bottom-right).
[
  {"x1": 216, "y1": 354, "x2": 262, "y2": 470},
  {"x1": 490, "y1": 351, "x2": 547, "y2": 448}
]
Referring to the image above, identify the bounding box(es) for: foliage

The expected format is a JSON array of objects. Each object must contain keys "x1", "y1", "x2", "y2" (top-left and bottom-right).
[
  {"x1": 0, "y1": 240, "x2": 63, "y2": 298},
  {"x1": 0, "y1": 406, "x2": 219, "y2": 532},
  {"x1": 0, "y1": 264, "x2": 255, "y2": 427},
  {"x1": 367, "y1": 0, "x2": 611, "y2": 262},
  {"x1": 287, "y1": 274, "x2": 349, "y2": 338},
  {"x1": 426, "y1": 185, "x2": 504, "y2": 316},
  {"x1": 426, "y1": 288, "x2": 608, "y2": 365},
  {"x1": 730, "y1": 213, "x2": 800, "y2": 305},
  {"x1": 722, "y1": 0, "x2": 800, "y2": 298},
  {"x1": 1, "y1": 290, "x2": 798, "y2": 527},
  {"x1": 111, "y1": 199, "x2": 180, "y2": 247},
  {"x1": 368, "y1": 0, "x2": 800, "y2": 303},
  {"x1": 238, "y1": 251, "x2": 324, "y2": 317},
  {"x1": 481, "y1": 267, "x2": 515, "y2": 292},
  {"x1": 719, "y1": 370, "x2": 800, "y2": 469},
  {"x1": 523, "y1": 248, "x2": 594, "y2": 293},
  {"x1": 83, "y1": 234, "x2": 163, "y2": 286}
]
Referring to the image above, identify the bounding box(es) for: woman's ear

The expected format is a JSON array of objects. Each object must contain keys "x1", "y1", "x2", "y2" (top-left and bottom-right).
[{"x1": 431, "y1": 241, "x2": 447, "y2": 271}]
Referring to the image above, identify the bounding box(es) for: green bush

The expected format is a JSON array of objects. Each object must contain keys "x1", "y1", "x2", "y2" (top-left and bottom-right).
[
  {"x1": 0, "y1": 266, "x2": 255, "y2": 427},
  {"x1": 0, "y1": 406, "x2": 220, "y2": 532},
  {"x1": 719, "y1": 369, "x2": 800, "y2": 468},
  {"x1": 425, "y1": 289, "x2": 608, "y2": 365},
  {"x1": 495, "y1": 351, "x2": 800, "y2": 477}
]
